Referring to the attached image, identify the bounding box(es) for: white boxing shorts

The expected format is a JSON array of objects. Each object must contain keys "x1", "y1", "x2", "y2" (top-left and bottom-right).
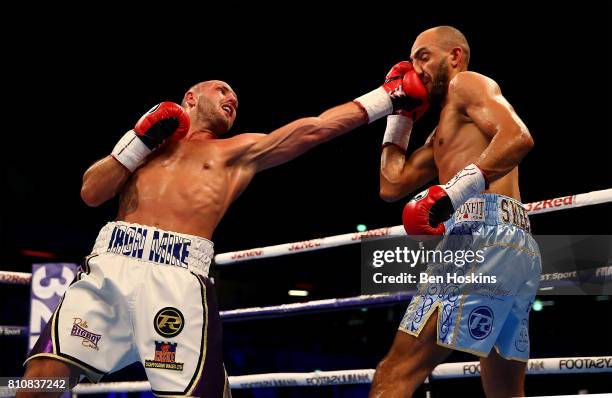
[{"x1": 26, "y1": 221, "x2": 231, "y2": 397}]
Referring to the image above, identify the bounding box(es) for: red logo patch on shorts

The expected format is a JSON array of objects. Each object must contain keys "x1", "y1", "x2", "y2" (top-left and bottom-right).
[{"x1": 144, "y1": 341, "x2": 184, "y2": 371}]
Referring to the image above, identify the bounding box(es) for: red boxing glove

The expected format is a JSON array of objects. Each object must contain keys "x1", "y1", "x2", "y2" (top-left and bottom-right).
[
  {"x1": 402, "y1": 164, "x2": 488, "y2": 237},
  {"x1": 111, "y1": 102, "x2": 190, "y2": 172},
  {"x1": 355, "y1": 61, "x2": 429, "y2": 123},
  {"x1": 402, "y1": 186, "x2": 451, "y2": 236},
  {"x1": 380, "y1": 62, "x2": 429, "y2": 150},
  {"x1": 134, "y1": 102, "x2": 190, "y2": 149},
  {"x1": 383, "y1": 61, "x2": 429, "y2": 120}
]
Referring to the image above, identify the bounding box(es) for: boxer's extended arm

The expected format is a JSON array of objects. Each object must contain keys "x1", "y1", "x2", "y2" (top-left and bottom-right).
[
  {"x1": 81, "y1": 156, "x2": 131, "y2": 207},
  {"x1": 242, "y1": 102, "x2": 367, "y2": 171},
  {"x1": 453, "y1": 72, "x2": 534, "y2": 182},
  {"x1": 242, "y1": 62, "x2": 428, "y2": 172},
  {"x1": 379, "y1": 141, "x2": 437, "y2": 202}
]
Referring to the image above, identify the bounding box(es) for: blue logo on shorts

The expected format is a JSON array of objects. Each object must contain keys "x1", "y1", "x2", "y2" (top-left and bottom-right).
[
  {"x1": 515, "y1": 319, "x2": 529, "y2": 352},
  {"x1": 468, "y1": 306, "x2": 494, "y2": 340}
]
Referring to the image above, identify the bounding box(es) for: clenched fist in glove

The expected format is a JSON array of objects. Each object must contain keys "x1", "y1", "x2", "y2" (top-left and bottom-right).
[
  {"x1": 402, "y1": 164, "x2": 489, "y2": 236},
  {"x1": 112, "y1": 102, "x2": 190, "y2": 172},
  {"x1": 354, "y1": 61, "x2": 429, "y2": 125}
]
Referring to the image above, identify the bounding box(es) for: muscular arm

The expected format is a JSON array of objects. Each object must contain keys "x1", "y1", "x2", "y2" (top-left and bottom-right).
[
  {"x1": 241, "y1": 102, "x2": 367, "y2": 172},
  {"x1": 452, "y1": 72, "x2": 534, "y2": 182},
  {"x1": 80, "y1": 156, "x2": 131, "y2": 207},
  {"x1": 379, "y1": 141, "x2": 437, "y2": 202}
]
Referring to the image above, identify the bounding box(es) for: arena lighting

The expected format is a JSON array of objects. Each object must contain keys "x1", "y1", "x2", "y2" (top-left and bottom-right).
[
  {"x1": 532, "y1": 299, "x2": 544, "y2": 311},
  {"x1": 288, "y1": 289, "x2": 309, "y2": 297},
  {"x1": 356, "y1": 224, "x2": 367, "y2": 232},
  {"x1": 19, "y1": 249, "x2": 57, "y2": 258},
  {"x1": 295, "y1": 282, "x2": 314, "y2": 290}
]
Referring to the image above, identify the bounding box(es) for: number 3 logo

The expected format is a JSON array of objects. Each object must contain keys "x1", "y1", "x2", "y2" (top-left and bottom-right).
[{"x1": 31, "y1": 266, "x2": 74, "y2": 299}]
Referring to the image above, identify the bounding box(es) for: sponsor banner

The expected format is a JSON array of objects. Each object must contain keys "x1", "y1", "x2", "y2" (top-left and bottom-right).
[
  {"x1": 0, "y1": 271, "x2": 33, "y2": 285},
  {"x1": 67, "y1": 356, "x2": 612, "y2": 393},
  {"x1": 433, "y1": 357, "x2": 612, "y2": 379},
  {"x1": 0, "y1": 326, "x2": 28, "y2": 337},
  {"x1": 230, "y1": 370, "x2": 374, "y2": 388},
  {"x1": 524, "y1": 195, "x2": 576, "y2": 214},
  {"x1": 215, "y1": 227, "x2": 402, "y2": 264},
  {"x1": 29, "y1": 263, "x2": 77, "y2": 350}
]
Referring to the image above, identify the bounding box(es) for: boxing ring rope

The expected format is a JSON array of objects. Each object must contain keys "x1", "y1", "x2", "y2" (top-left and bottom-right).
[
  {"x1": 4, "y1": 259, "x2": 612, "y2": 338},
  {"x1": 0, "y1": 271, "x2": 32, "y2": 285},
  {"x1": 214, "y1": 188, "x2": 612, "y2": 265},
  {"x1": 0, "y1": 189, "x2": 609, "y2": 278},
  {"x1": 1, "y1": 292, "x2": 415, "y2": 338},
  {"x1": 0, "y1": 188, "x2": 610, "y2": 395},
  {"x1": 2, "y1": 261, "x2": 609, "y2": 335},
  {"x1": 2, "y1": 356, "x2": 604, "y2": 396}
]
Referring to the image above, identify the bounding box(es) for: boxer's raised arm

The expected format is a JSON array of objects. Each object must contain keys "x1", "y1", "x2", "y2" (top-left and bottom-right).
[
  {"x1": 81, "y1": 156, "x2": 132, "y2": 207},
  {"x1": 452, "y1": 72, "x2": 534, "y2": 182},
  {"x1": 379, "y1": 140, "x2": 437, "y2": 202},
  {"x1": 400, "y1": 73, "x2": 534, "y2": 237},
  {"x1": 81, "y1": 102, "x2": 189, "y2": 206}
]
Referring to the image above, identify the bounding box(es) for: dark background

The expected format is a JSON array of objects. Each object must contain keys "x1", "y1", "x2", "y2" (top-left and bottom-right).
[{"x1": 1, "y1": 3, "x2": 611, "y2": 397}]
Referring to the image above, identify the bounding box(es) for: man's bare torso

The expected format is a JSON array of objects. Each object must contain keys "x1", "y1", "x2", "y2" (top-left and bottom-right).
[
  {"x1": 116, "y1": 134, "x2": 257, "y2": 239},
  {"x1": 432, "y1": 74, "x2": 521, "y2": 201}
]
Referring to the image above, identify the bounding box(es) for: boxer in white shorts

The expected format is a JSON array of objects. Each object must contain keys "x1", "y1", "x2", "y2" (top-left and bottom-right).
[
  {"x1": 370, "y1": 26, "x2": 538, "y2": 398},
  {"x1": 21, "y1": 70, "x2": 431, "y2": 397},
  {"x1": 28, "y1": 222, "x2": 223, "y2": 396}
]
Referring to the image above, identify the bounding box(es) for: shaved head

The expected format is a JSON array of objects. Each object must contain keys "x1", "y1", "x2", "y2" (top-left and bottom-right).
[
  {"x1": 432, "y1": 26, "x2": 470, "y2": 65},
  {"x1": 182, "y1": 80, "x2": 232, "y2": 107},
  {"x1": 413, "y1": 26, "x2": 470, "y2": 66},
  {"x1": 409, "y1": 26, "x2": 471, "y2": 105},
  {"x1": 182, "y1": 80, "x2": 238, "y2": 135}
]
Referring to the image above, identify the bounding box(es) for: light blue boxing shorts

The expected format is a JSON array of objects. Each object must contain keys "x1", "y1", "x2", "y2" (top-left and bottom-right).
[{"x1": 399, "y1": 194, "x2": 542, "y2": 362}]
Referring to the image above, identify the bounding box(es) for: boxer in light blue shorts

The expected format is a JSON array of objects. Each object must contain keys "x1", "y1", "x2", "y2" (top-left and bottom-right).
[
  {"x1": 371, "y1": 26, "x2": 538, "y2": 398},
  {"x1": 399, "y1": 193, "x2": 541, "y2": 361}
]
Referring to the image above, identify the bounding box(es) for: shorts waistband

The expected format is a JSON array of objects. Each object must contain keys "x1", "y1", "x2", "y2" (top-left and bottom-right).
[
  {"x1": 91, "y1": 221, "x2": 214, "y2": 277},
  {"x1": 445, "y1": 194, "x2": 531, "y2": 233}
]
